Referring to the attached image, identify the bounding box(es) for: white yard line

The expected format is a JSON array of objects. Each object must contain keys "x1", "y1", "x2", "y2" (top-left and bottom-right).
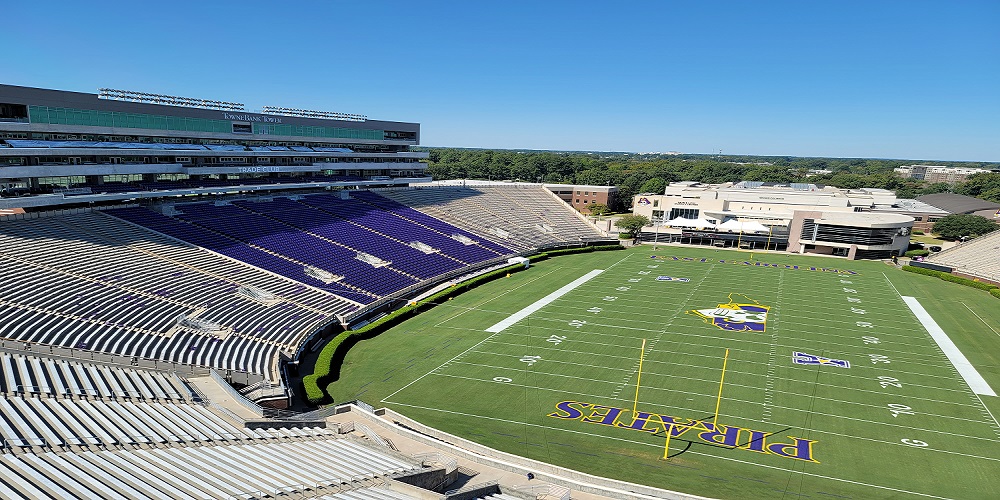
[
  {"x1": 484, "y1": 269, "x2": 605, "y2": 333},
  {"x1": 901, "y1": 296, "x2": 997, "y2": 397},
  {"x1": 433, "y1": 361, "x2": 998, "y2": 434}
]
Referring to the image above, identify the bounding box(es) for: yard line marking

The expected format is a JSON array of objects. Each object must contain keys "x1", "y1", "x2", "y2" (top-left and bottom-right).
[
  {"x1": 511, "y1": 313, "x2": 950, "y2": 361},
  {"x1": 482, "y1": 321, "x2": 958, "y2": 372},
  {"x1": 382, "y1": 331, "x2": 501, "y2": 403},
  {"x1": 612, "y1": 263, "x2": 717, "y2": 398},
  {"x1": 463, "y1": 327, "x2": 972, "y2": 383},
  {"x1": 484, "y1": 269, "x2": 605, "y2": 333},
  {"x1": 974, "y1": 392, "x2": 1000, "y2": 437},
  {"x1": 449, "y1": 354, "x2": 986, "y2": 411},
  {"x1": 901, "y1": 296, "x2": 996, "y2": 397},
  {"x1": 963, "y1": 302, "x2": 1000, "y2": 337}
]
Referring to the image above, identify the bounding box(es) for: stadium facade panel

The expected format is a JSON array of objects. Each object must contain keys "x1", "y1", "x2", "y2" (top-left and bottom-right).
[{"x1": 0, "y1": 84, "x2": 429, "y2": 208}]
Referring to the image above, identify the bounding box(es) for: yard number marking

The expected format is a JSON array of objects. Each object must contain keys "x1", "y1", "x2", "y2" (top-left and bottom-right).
[
  {"x1": 869, "y1": 354, "x2": 891, "y2": 364},
  {"x1": 878, "y1": 376, "x2": 902, "y2": 388},
  {"x1": 520, "y1": 355, "x2": 541, "y2": 366},
  {"x1": 568, "y1": 320, "x2": 586, "y2": 328},
  {"x1": 862, "y1": 336, "x2": 881, "y2": 344},
  {"x1": 888, "y1": 403, "x2": 915, "y2": 418},
  {"x1": 493, "y1": 377, "x2": 512, "y2": 383},
  {"x1": 547, "y1": 335, "x2": 567, "y2": 345},
  {"x1": 587, "y1": 307, "x2": 602, "y2": 314}
]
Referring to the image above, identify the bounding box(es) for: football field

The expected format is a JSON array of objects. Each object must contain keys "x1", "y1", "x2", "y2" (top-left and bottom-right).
[{"x1": 327, "y1": 246, "x2": 1000, "y2": 499}]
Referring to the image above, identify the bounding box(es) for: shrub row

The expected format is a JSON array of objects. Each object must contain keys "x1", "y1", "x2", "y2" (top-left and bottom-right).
[
  {"x1": 303, "y1": 244, "x2": 623, "y2": 404},
  {"x1": 902, "y1": 265, "x2": 1000, "y2": 292},
  {"x1": 904, "y1": 249, "x2": 931, "y2": 257}
]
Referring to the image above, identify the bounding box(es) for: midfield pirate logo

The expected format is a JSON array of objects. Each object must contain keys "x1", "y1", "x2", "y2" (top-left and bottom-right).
[{"x1": 689, "y1": 293, "x2": 769, "y2": 332}]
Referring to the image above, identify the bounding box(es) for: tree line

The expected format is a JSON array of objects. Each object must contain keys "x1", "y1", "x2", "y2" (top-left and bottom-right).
[{"x1": 417, "y1": 147, "x2": 1000, "y2": 211}]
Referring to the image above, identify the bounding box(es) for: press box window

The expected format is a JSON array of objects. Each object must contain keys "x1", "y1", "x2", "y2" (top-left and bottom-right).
[{"x1": 232, "y1": 123, "x2": 252, "y2": 134}]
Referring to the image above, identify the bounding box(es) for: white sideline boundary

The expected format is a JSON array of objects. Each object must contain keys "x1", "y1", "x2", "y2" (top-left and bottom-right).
[
  {"x1": 901, "y1": 296, "x2": 997, "y2": 397},
  {"x1": 485, "y1": 269, "x2": 604, "y2": 333}
]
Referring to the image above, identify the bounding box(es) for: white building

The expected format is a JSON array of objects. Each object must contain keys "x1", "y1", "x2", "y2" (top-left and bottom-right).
[
  {"x1": 894, "y1": 165, "x2": 992, "y2": 183},
  {"x1": 632, "y1": 181, "x2": 913, "y2": 259}
]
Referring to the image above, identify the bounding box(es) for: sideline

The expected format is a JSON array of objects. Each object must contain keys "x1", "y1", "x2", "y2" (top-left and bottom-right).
[
  {"x1": 901, "y1": 296, "x2": 996, "y2": 397},
  {"x1": 485, "y1": 269, "x2": 605, "y2": 333}
]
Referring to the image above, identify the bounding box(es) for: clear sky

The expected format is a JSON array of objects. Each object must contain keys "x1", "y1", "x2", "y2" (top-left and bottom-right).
[{"x1": 3, "y1": 1, "x2": 998, "y2": 161}]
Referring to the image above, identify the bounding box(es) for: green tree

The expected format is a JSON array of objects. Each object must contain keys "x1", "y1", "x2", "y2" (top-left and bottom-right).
[
  {"x1": 586, "y1": 203, "x2": 611, "y2": 216},
  {"x1": 931, "y1": 214, "x2": 999, "y2": 241},
  {"x1": 639, "y1": 177, "x2": 667, "y2": 194},
  {"x1": 614, "y1": 214, "x2": 650, "y2": 237}
]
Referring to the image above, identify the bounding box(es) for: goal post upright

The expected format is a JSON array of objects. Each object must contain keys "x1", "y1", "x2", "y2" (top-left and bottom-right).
[
  {"x1": 712, "y1": 348, "x2": 730, "y2": 430},
  {"x1": 632, "y1": 338, "x2": 647, "y2": 418}
]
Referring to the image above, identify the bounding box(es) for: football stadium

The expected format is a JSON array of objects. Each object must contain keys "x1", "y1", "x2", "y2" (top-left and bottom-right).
[{"x1": 0, "y1": 84, "x2": 999, "y2": 499}]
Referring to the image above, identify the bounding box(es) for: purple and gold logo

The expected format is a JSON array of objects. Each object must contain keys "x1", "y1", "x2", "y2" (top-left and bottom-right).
[{"x1": 689, "y1": 293, "x2": 769, "y2": 333}]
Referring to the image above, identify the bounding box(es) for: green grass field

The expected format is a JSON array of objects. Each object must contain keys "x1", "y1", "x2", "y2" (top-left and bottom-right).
[{"x1": 326, "y1": 245, "x2": 1000, "y2": 499}]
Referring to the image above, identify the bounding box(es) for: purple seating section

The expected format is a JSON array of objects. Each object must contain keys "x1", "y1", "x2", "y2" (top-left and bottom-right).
[
  {"x1": 348, "y1": 190, "x2": 513, "y2": 254},
  {"x1": 106, "y1": 191, "x2": 516, "y2": 304}
]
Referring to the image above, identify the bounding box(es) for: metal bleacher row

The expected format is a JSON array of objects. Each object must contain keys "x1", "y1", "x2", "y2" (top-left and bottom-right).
[
  {"x1": 0, "y1": 211, "x2": 354, "y2": 381},
  {"x1": 926, "y1": 230, "x2": 1000, "y2": 282},
  {"x1": 375, "y1": 185, "x2": 609, "y2": 251},
  {"x1": 0, "y1": 438, "x2": 419, "y2": 499},
  {"x1": 1, "y1": 352, "x2": 185, "y2": 401},
  {"x1": 0, "y1": 350, "x2": 430, "y2": 499}
]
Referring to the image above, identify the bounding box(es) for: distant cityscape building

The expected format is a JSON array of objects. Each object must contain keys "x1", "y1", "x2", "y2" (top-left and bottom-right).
[
  {"x1": 894, "y1": 165, "x2": 993, "y2": 183},
  {"x1": 805, "y1": 169, "x2": 832, "y2": 176},
  {"x1": 631, "y1": 181, "x2": 914, "y2": 259}
]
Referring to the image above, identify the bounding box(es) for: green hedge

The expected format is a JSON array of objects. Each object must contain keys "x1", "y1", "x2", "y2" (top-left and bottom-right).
[
  {"x1": 912, "y1": 230, "x2": 924, "y2": 235},
  {"x1": 904, "y1": 249, "x2": 930, "y2": 257},
  {"x1": 902, "y1": 265, "x2": 999, "y2": 292},
  {"x1": 991, "y1": 289, "x2": 1000, "y2": 300},
  {"x1": 303, "y1": 244, "x2": 623, "y2": 404}
]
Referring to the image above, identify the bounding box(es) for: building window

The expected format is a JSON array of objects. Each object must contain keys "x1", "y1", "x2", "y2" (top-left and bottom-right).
[{"x1": 669, "y1": 207, "x2": 699, "y2": 220}]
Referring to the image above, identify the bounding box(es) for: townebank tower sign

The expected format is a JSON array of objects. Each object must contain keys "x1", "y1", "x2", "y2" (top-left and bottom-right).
[{"x1": 222, "y1": 112, "x2": 282, "y2": 123}]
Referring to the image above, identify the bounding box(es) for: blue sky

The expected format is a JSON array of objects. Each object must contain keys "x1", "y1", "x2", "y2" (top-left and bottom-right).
[{"x1": 3, "y1": 1, "x2": 998, "y2": 161}]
